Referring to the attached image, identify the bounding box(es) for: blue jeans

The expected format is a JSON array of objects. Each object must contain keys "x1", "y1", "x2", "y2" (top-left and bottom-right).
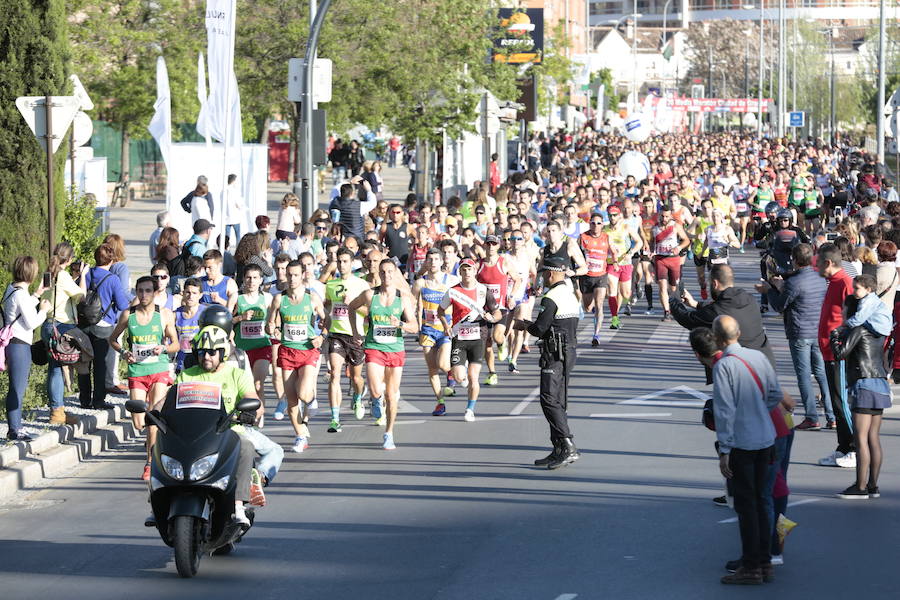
[
  {"x1": 224, "y1": 223, "x2": 242, "y2": 246},
  {"x1": 332, "y1": 165, "x2": 347, "y2": 186},
  {"x1": 770, "y1": 431, "x2": 794, "y2": 555},
  {"x1": 241, "y1": 427, "x2": 284, "y2": 483},
  {"x1": 79, "y1": 324, "x2": 113, "y2": 408},
  {"x1": 4, "y1": 341, "x2": 32, "y2": 433},
  {"x1": 41, "y1": 321, "x2": 75, "y2": 409},
  {"x1": 787, "y1": 337, "x2": 834, "y2": 421}
]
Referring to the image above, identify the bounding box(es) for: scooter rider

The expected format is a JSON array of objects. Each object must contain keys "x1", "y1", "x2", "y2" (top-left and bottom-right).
[
  {"x1": 157, "y1": 325, "x2": 284, "y2": 527},
  {"x1": 518, "y1": 253, "x2": 581, "y2": 470}
]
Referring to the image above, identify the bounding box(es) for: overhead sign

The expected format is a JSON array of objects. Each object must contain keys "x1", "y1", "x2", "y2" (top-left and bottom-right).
[
  {"x1": 15, "y1": 95, "x2": 80, "y2": 154},
  {"x1": 655, "y1": 97, "x2": 772, "y2": 113},
  {"x1": 788, "y1": 111, "x2": 805, "y2": 128},
  {"x1": 493, "y1": 8, "x2": 543, "y2": 64}
]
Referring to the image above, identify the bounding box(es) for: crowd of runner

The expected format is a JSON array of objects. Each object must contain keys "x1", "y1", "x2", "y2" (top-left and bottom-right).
[{"x1": 3, "y1": 129, "x2": 897, "y2": 484}]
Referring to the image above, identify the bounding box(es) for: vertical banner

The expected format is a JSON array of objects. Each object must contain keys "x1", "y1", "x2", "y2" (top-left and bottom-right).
[
  {"x1": 595, "y1": 84, "x2": 605, "y2": 131},
  {"x1": 147, "y1": 56, "x2": 173, "y2": 211},
  {"x1": 198, "y1": 0, "x2": 236, "y2": 143}
]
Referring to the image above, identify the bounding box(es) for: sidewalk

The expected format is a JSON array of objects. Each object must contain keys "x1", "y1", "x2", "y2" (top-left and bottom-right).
[{"x1": 110, "y1": 164, "x2": 414, "y2": 276}]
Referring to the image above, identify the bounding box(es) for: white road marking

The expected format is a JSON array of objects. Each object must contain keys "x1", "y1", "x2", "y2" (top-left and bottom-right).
[
  {"x1": 642, "y1": 322, "x2": 689, "y2": 351},
  {"x1": 718, "y1": 498, "x2": 820, "y2": 523},
  {"x1": 398, "y1": 397, "x2": 422, "y2": 413},
  {"x1": 340, "y1": 420, "x2": 427, "y2": 429},
  {"x1": 554, "y1": 595, "x2": 578, "y2": 600},
  {"x1": 472, "y1": 415, "x2": 540, "y2": 422},
  {"x1": 510, "y1": 387, "x2": 540, "y2": 415},
  {"x1": 589, "y1": 412, "x2": 673, "y2": 418},
  {"x1": 618, "y1": 385, "x2": 709, "y2": 408}
]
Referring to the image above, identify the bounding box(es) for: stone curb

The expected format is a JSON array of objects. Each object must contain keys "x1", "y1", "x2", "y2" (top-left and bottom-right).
[{"x1": 0, "y1": 404, "x2": 140, "y2": 501}]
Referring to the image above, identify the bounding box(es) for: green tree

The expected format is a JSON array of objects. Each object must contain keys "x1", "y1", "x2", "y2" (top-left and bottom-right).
[
  {"x1": 532, "y1": 23, "x2": 576, "y2": 121},
  {"x1": 589, "y1": 68, "x2": 621, "y2": 114},
  {"x1": 0, "y1": 0, "x2": 70, "y2": 288},
  {"x1": 67, "y1": 0, "x2": 206, "y2": 181}
]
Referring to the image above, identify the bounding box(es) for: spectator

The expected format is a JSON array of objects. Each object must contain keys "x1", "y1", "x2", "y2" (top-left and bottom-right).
[
  {"x1": 693, "y1": 316, "x2": 784, "y2": 585},
  {"x1": 3, "y1": 255, "x2": 50, "y2": 441},
  {"x1": 330, "y1": 181, "x2": 377, "y2": 241},
  {"x1": 149, "y1": 211, "x2": 170, "y2": 262},
  {"x1": 40, "y1": 242, "x2": 87, "y2": 425},
  {"x1": 347, "y1": 139, "x2": 365, "y2": 177},
  {"x1": 328, "y1": 138, "x2": 349, "y2": 185},
  {"x1": 179, "y1": 176, "x2": 214, "y2": 223},
  {"x1": 235, "y1": 230, "x2": 275, "y2": 285},
  {"x1": 215, "y1": 235, "x2": 237, "y2": 278},
  {"x1": 102, "y1": 233, "x2": 131, "y2": 395},
  {"x1": 815, "y1": 242, "x2": 856, "y2": 468},
  {"x1": 184, "y1": 219, "x2": 215, "y2": 258},
  {"x1": 223, "y1": 173, "x2": 243, "y2": 245},
  {"x1": 759, "y1": 243, "x2": 833, "y2": 430},
  {"x1": 861, "y1": 240, "x2": 898, "y2": 309},
  {"x1": 387, "y1": 135, "x2": 401, "y2": 168},
  {"x1": 80, "y1": 244, "x2": 130, "y2": 411},
  {"x1": 156, "y1": 226, "x2": 180, "y2": 267},
  {"x1": 275, "y1": 193, "x2": 302, "y2": 240}
]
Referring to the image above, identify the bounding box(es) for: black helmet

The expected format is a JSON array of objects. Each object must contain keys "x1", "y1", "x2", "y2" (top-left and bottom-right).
[
  {"x1": 199, "y1": 304, "x2": 233, "y2": 335},
  {"x1": 776, "y1": 208, "x2": 793, "y2": 226},
  {"x1": 764, "y1": 201, "x2": 780, "y2": 217}
]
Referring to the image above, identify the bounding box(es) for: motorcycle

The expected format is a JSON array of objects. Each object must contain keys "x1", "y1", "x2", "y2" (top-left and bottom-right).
[{"x1": 126, "y1": 386, "x2": 261, "y2": 578}]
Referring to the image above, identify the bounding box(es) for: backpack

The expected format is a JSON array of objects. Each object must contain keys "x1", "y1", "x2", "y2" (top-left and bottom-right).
[
  {"x1": 168, "y1": 239, "x2": 202, "y2": 277},
  {"x1": 0, "y1": 288, "x2": 22, "y2": 372},
  {"x1": 76, "y1": 270, "x2": 115, "y2": 327}
]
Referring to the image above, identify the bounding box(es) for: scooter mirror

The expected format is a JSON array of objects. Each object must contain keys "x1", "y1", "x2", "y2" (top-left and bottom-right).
[
  {"x1": 125, "y1": 399, "x2": 146, "y2": 414},
  {"x1": 235, "y1": 397, "x2": 261, "y2": 413}
]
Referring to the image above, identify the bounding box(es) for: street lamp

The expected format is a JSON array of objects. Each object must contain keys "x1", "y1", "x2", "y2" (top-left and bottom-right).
[{"x1": 757, "y1": 1, "x2": 765, "y2": 138}]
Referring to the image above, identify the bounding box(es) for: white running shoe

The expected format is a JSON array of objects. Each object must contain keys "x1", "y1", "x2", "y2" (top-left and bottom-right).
[
  {"x1": 273, "y1": 398, "x2": 287, "y2": 421},
  {"x1": 291, "y1": 436, "x2": 309, "y2": 453},
  {"x1": 770, "y1": 555, "x2": 784, "y2": 566},
  {"x1": 835, "y1": 451, "x2": 856, "y2": 468},
  {"x1": 464, "y1": 409, "x2": 475, "y2": 422},
  {"x1": 383, "y1": 433, "x2": 396, "y2": 450}
]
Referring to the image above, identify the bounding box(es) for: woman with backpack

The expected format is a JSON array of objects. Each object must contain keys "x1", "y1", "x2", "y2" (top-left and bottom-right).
[
  {"x1": 79, "y1": 244, "x2": 131, "y2": 410},
  {"x1": 3, "y1": 256, "x2": 50, "y2": 441},
  {"x1": 40, "y1": 242, "x2": 87, "y2": 425},
  {"x1": 102, "y1": 233, "x2": 132, "y2": 395}
]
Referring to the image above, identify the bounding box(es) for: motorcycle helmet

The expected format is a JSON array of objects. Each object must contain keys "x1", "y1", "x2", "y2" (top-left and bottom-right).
[
  {"x1": 764, "y1": 201, "x2": 780, "y2": 219},
  {"x1": 192, "y1": 325, "x2": 231, "y2": 362},
  {"x1": 198, "y1": 304, "x2": 233, "y2": 336},
  {"x1": 776, "y1": 208, "x2": 793, "y2": 227}
]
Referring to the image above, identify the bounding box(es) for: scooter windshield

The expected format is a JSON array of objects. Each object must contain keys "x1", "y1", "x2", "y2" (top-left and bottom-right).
[{"x1": 159, "y1": 381, "x2": 228, "y2": 445}]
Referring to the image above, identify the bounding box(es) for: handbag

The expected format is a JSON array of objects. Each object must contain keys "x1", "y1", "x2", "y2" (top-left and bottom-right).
[
  {"x1": 47, "y1": 278, "x2": 81, "y2": 365},
  {"x1": 0, "y1": 288, "x2": 22, "y2": 371}
]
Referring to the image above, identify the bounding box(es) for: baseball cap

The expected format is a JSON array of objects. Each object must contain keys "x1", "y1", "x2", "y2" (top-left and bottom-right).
[
  {"x1": 607, "y1": 205, "x2": 621, "y2": 215},
  {"x1": 193, "y1": 219, "x2": 215, "y2": 233},
  {"x1": 459, "y1": 258, "x2": 477, "y2": 269},
  {"x1": 484, "y1": 234, "x2": 500, "y2": 244}
]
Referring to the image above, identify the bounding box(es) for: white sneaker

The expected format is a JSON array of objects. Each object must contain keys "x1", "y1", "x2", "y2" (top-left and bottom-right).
[
  {"x1": 770, "y1": 555, "x2": 784, "y2": 566},
  {"x1": 383, "y1": 433, "x2": 396, "y2": 450},
  {"x1": 818, "y1": 450, "x2": 844, "y2": 467},
  {"x1": 291, "y1": 436, "x2": 308, "y2": 453},
  {"x1": 273, "y1": 398, "x2": 287, "y2": 421},
  {"x1": 464, "y1": 409, "x2": 475, "y2": 422},
  {"x1": 835, "y1": 451, "x2": 856, "y2": 468},
  {"x1": 309, "y1": 398, "x2": 319, "y2": 416}
]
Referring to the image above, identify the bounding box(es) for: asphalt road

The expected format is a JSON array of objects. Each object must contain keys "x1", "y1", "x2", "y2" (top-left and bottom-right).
[{"x1": 2, "y1": 250, "x2": 899, "y2": 599}]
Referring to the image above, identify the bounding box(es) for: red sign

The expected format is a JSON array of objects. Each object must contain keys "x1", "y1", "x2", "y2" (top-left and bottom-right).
[{"x1": 663, "y1": 98, "x2": 772, "y2": 113}]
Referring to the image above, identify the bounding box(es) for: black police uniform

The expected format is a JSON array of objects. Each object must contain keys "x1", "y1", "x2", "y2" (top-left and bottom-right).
[{"x1": 527, "y1": 257, "x2": 581, "y2": 469}]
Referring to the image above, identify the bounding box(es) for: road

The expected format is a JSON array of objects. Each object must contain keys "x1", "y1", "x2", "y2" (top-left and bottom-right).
[{"x1": 1, "y1": 245, "x2": 899, "y2": 598}]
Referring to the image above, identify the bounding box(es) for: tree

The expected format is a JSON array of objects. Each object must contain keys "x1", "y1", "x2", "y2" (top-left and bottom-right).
[
  {"x1": 589, "y1": 68, "x2": 621, "y2": 114},
  {"x1": 0, "y1": 0, "x2": 69, "y2": 286},
  {"x1": 682, "y1": 20, "x2": 760, "y2": 98},
  {"x1": 532, "y1": 23, "x2": 576, "y2": 123},
  {"x1": 68, "y1": 0, "x2": 205, "y2": 181},
  {"x1": 857, "y1": 24, "x2": 900, "y2": 128}
]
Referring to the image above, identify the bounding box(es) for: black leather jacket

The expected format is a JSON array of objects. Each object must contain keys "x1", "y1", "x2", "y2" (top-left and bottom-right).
[{"x1": 830, "y1": 325, "x2": 888, "y2": 385}]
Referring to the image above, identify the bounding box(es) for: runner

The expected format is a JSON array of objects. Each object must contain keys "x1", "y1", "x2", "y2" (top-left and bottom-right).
[
  {"x1": 438, "y1": 258, "x2": 502, "y2": 422},
  {"x1": 323, "y1": 247, "x2": 370, "y2": 431},
  {"x1": 603, "y1": 206, "x2": 643, "y2": 328},
  {"x1": 109, "y1": 275, "x2": 179, "y2": 479},
  {"x1": 637, "y1": 196, "x2": 658, "y2": 313},
  {"x1": 269, "y1": 253, "x2": 290, "y2": 420},
  {"x1": 200, "y1": 249, "x2": 239, "y2": 312},
  {"x1": 731, "y1": 169, "x2": 753, "y2": 250},
  {"x1": 505, "y1": 229, "x2": 537, "y2": 371},
  {"x1": 172, "y1": 277, "x2": 206, "y2": 373},
  {"x1": 265, "y1": 259, "x2": 327, "y2": 453},
  {"x1": 689, "y1": 198, "x2": 715, "y2": 300},
  {"x1": 232, "y1": 264, "x2": 272, "y2": 426},
  {"x1": 476, "y1": 234, "x2": 521, "y2": 384},
  {"x1": 650, "y1": 207, "x2": 690, "y2": 321},
  {"x1": 700, "y1": 209, "x2": 741, "y2": 268},
  {"x1": 348, "y1": 259, "x2": 418, "y2": 450},
  {"x1": 412, "y1": 248, "x2": 459, "y2": 415},
  {"x1": 579, "y1": 213, "x2": 610, "y2": 346}
]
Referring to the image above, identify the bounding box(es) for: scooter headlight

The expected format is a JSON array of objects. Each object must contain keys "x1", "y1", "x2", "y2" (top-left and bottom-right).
[
  {"x1": 190, "y1": 453, "x2": 219, "y2": 481},
  {"x1": 161, "y1": 455, "x2": 184, "y2": 481},
  {"x1": 209, "y1": 475, "x2": 230, "y2": 491}
]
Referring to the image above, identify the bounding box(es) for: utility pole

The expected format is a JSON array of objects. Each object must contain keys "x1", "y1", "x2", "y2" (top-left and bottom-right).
[
  {"x1": 830, "y1": 27, "x2": 836, "y2": 145},
  {"x1": 876, "y1": 0, "x2": 886, "y2": 165},
  {"x1": 757, "y1": 0, "x2": 765, "y2": 138},
  {"x1": 300, "y1": 0, "x2": 332, "y2": 221},
  {"x1": 777, "y1": 0, "x2": 785, "y2": 137},
  {"x1": 45, "y1": 96, "x2": 56, "y2": 265}
]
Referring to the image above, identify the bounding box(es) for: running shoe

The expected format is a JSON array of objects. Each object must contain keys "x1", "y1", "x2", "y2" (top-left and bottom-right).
[
  {"x1": 141, "y1": 463, "x2": 151, "y2": 481},
  {"x1": 484, "y1": 372, "x2": 498, "y2": 386},
  {"x1": 464, "y1": 409, "x2": 475, "y2": 422},
  {"x1": 609, "y1": 316, "x2": 620, "y2": 329},
  {"x1": 835, "y1": 451, "x2": 856, "y2": 468},
  {"x1": 795, "y1": 418, "x2": 821, "y2": 431},
  {"x1": 442, "y1": 385, "x2": 455, "y2": 397},
  {"x1": 374, "y1": 416, "x2": 386, "y2": 427},
  {"x1": 383, "y1": 433, "x2": 396, "y2": 450},
  {"x1": 273, "y1": 398, "x2": 288, "y2": 421},
  {"x1": 327, "y1": 420, "x2": 342, "y2": 433},
  {"x1": 371, "y1": 397, "x2": 384, "y2": 420},
  {"x1": 644, "y1": 307, "x2": 654, "y2": 315},
  {"x1": 497, "y1": 342, "x2": 509, "y2": 362},
  {"x1": 623, "y1": 304, "x2": 632, "y2": 317},
  {"x1": 760, "y1": 305, "x2": 769, "y2": 314},
  {"x1": 249, "y1": 469, "x2": 267, "y2": 507},
  {"x1": 352, "y1": 397, "x2": 366, "y2": 420},
  {"x1": 700, "y1": 288, "x2": 708, "y2": 300},
  {"x1": 836, "y1": 484, "x2": 869, "y2": 499},
  {"x1": 432, "y1": 402, "x2": 447, "y2": 416},
  {"x1": 739, "y1": 246, "x2": 745, "y2": 254},
  {"x1": 508, "y1": 362, "x2": 520, "y2": 374},
  {"x1": 770, "y1": 555, "x2": 784, "y2": 566},
  {"x1": 292, "y1": 436, "x2": 309, "y2": 453},
  {"x1": 309, "y1": 398, "x2": 319, "y2": 416},
  {"x1": 824, "y1": 420, "x2": 836, "y2": 430},
  {"x1": 712, "y1": 495, "x2": 729, "y2": 507},
  {"x1": 521, "y1": 345, "x2": 531, "y2": 354},
  {"x1": 591, "y1": 336, "x2": 600, "y2": 348}
]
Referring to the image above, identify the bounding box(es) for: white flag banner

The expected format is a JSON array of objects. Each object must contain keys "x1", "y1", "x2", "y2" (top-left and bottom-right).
[
  {"x1": 148, "y1": 56, "x2": 173, "y2": 208},
  {"x1": 196, "y1": 52, "x2": 212, "y2": 146},
  {"x1": 198, "y1": 0, "x2": 236, "y2": 143}
]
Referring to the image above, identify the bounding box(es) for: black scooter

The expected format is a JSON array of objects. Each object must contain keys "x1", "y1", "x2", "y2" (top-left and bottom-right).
[{"x1": 126, "y1": 387, "x2": 260, "y2": 578}]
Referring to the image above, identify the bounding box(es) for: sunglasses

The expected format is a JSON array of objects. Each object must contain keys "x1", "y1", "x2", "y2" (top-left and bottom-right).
[
  {"x1": 591, "y1": 221, "x2": 604, "y2": 225},
  {"x1": 509, "y1": 236, "x2": 523, "y2": 241},
  {"x1": 475, "y1": 211, "x2": 486, "y2": 215},
  {"x1": 315, "y1": 226, "x2": 328, "y2": 231},
  {"x1": 392, "y1": 210, "x2": 403, "y2": 215},
  {"x1": 486, "y1": 240, "x2": 499, "y2": 245},
  {"x1": 152, "y1": 274, "x2": 169, "y2": 280},
  {"x1": 196, "y1": 348, "x2": 221, "y2": 357}
]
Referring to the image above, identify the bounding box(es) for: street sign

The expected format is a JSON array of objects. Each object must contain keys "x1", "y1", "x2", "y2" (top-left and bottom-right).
[
  {"x1": 15, "y1": 95, "x2": 79, "y2": 154},
  {"x1": 69, "y1": 74, "x2": 94, "y2": 111},
  {"x1": 287, "y1": 58, "x2": 332, "y2": 104},
  {"x1": 788, "y1": 111, "x2": 805, "y2": 128},
  {"x1": 72, "y1": 111, "x2": 93, "y2": 147},
  {"x1": 883, "y1": 87, "x2": 900, "y2": 116}
]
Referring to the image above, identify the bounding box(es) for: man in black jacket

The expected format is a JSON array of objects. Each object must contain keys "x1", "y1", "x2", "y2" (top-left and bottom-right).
[{"x1": 672, "y1": 264, "x2": 775, "y2": 369}]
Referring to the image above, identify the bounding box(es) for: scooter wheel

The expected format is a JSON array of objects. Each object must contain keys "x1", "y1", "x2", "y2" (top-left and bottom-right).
[{"x1": 173, "y1": 515, "x2": 201, "y2": 577}]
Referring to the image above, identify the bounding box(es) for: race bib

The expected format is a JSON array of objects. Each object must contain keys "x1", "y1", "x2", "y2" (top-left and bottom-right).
[
  {"x1": 458, "y1": 324, "x2": 481, "y2": 341},
  {"x1": 485, "y1": 283, "x2": 501, "y2": 299},
  {"x1": 373, "y1": 325, "x2": 397, "y2": 344},
  {"x1": 735, "y1": 201, "x2": 748, "y2": 213},
  {"x1": 331, "y1": 303, "x2": 349, "y2": 320},
  {"x1": 132, "y1": 343, "x2": 158, "y2": 363},
  {"x1": 805, "y1": 196, "x2": 818, "y2": 211},
  {"x1": 423, "y1": 308, "x2": 438, "y2": 324},
  {"x1": 240, "y1": 320, "x2": 264, "y2": 339},
  {"x1": 792, "y1": 190, "x2": 804, "y2": 202},
  {"x1": 179, "y1": 334, "x2": 193, "y2": 352},
  {"x1": 587, "y1": 257, "x2": 605, "y2": 273},
  {"x1": 175, "y1": 381, "x2": 222, "y2": 410},
  {"x1": 284, "y1": 323, "x2": 309, "y2": 342}
]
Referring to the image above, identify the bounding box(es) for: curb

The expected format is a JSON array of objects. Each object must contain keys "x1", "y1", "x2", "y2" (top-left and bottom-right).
[{"x1": 0, "y1": 404, "x2": 140, "y2": 501}]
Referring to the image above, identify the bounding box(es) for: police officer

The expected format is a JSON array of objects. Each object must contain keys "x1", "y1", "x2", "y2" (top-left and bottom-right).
[{"x1": 519, "y1": 254, "x2": 581, "y2": 469}]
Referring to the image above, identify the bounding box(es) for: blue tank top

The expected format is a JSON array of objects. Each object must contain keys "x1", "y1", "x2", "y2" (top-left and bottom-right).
[
  {"x1": 201, "y1": 276, "x2": 231, "y2": 305},
  {"x1": 174, "y1": 305, "x2": 206, "y2": 369}
]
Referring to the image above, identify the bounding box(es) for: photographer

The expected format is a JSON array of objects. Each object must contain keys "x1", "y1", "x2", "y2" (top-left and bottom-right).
[{"x1": 328, "y1": 176, "x2": 377, "y2": 240}]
